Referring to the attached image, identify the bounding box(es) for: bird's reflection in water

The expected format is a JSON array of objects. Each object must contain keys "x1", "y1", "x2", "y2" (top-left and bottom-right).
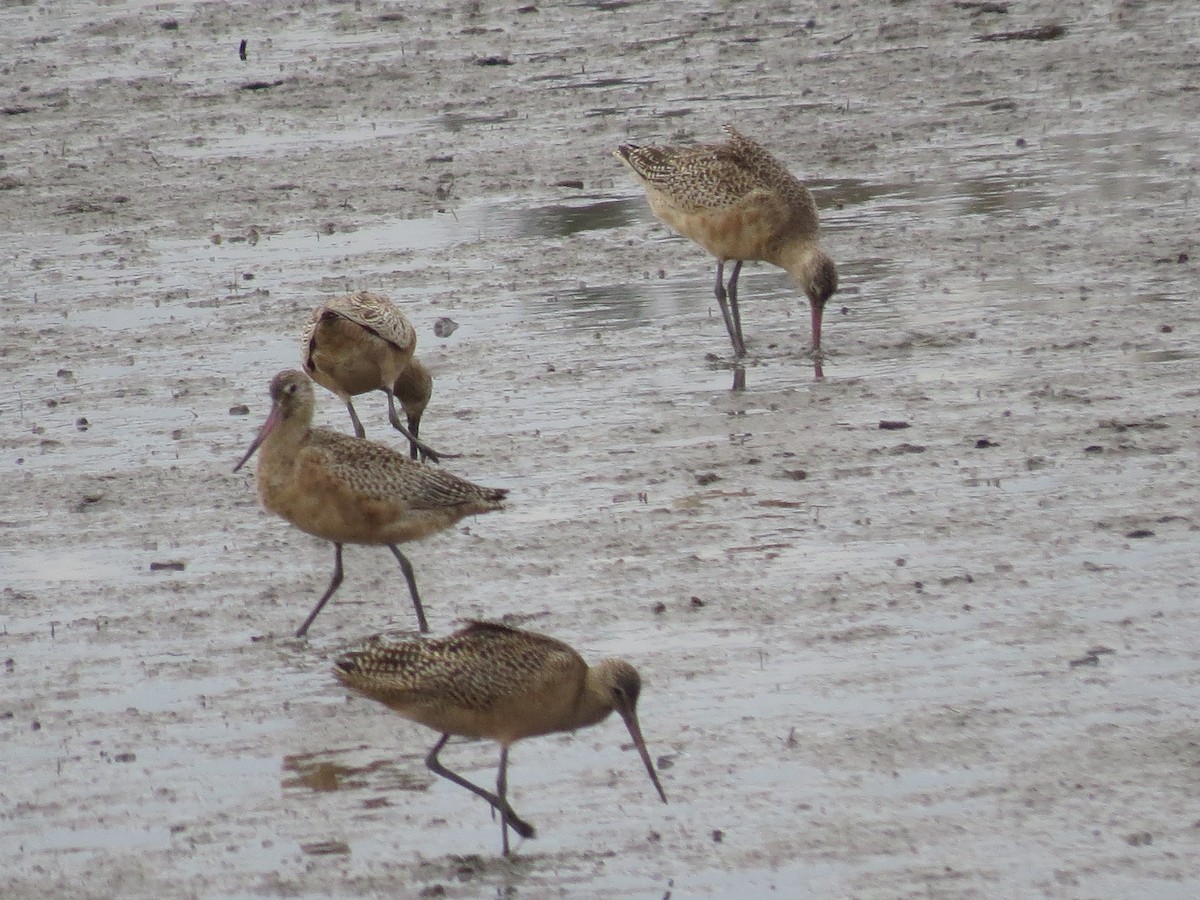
[{"x1": 727, "y1": 356, "x2": 822, "y2": 391}]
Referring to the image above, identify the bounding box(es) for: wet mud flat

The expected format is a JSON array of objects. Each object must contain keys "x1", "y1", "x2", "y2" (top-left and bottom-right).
[{"x1": 2, "y1": 0, "x2": 1199, "y2": 897}]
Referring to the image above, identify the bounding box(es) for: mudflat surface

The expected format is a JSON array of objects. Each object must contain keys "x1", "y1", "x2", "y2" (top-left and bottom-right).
[{"x1": 3, "y1": 1, "x2": 1199, "y2": 897}]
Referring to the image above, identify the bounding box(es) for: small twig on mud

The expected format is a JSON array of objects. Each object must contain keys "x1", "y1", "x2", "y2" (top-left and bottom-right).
[
  {"x1": 239, "y1": 79, "x2": 285, "y2": 91},
  {"x1": 953, "y1": 0, "x2": 1010, "y2": 13},
  {"x1": 831, "y1": 31, "x2": 854, "y2": 46},
  {"x1": 976, "y1": 24, "x2": 1066, "y2": 42}
]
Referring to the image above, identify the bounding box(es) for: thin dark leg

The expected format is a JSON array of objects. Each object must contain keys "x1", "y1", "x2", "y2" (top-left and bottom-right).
[
  {"x1": 296, "y1": 543, "x2": 344, "y2": 638},
  {"x1": 713, "y1": 261, "x2": 740, "y2": 357},
  {"x1": 726, "y1": 260, "x2": 747, "y2": 357},
  {"x1": 404, "y1": 414, "x2": 448, "y2": 462},
  {"x1": 345, "y1": 402, "x2": 366, "y2": 439},
  {"x1": 384, "y1": 390, "x2": 442, "y2": 464},
  {"x1": 497, "y1": 747, "x2": 511, "y2": 856},
  {"x1": 425, "y1": 735, "x2": 536, "y2": 843},
  {"x1": 406, "y1": 415, "x2": 420, "y2": 461},
  {"x1": 387, "y1": 545, "x2": 429, "y2": 633}
]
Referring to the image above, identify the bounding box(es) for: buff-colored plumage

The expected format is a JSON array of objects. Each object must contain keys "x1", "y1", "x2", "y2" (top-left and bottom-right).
[
  {"x1": 617, "y1": 125, "x2": 837, "y2": 364},
  {"x1": 334, "y1": 621, "x2": 667, "y2": 855},
  {"x1": 234, "y1": 370, "x2": 506, "y2": 636},
  {"x1": 618, "y1": 125, "x2": 820, "y2": 236},
  {"x1": 302, "y1": 291, "x2": 416, "y2": 365},
  {"x1": 301, "y1": 291, "x2": 438, "y2": 460},
  {"x1": 338, "y1": 622, "x2": 614, "y2": 742}
]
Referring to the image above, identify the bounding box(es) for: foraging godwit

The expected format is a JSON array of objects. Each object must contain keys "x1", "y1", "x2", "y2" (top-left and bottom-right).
[
  {"x1": 616, "y1": 125, "x2": 838, "y2": 365},
  {"x1": 233, "y1": 370, "x2": 506, "y2": 638},
  {"x1": 302, "y1": 290, "x2": 441, "y2": 462},
  {"x1": 333, "y1": 620, "x2": 668, "y2": 855}
]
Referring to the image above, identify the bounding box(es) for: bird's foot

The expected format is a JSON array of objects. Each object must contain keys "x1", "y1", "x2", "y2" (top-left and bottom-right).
[
  {"x1": 419, "y1": 446, "x2": 459, "y2": 463},
  {"x1": 507, "y1": 814, "x2": 536, "y2": 840}
]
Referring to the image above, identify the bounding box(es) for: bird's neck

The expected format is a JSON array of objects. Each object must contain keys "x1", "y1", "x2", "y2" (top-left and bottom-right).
[
  {"x1": 571, "y1": 677, "x2": 617, "y2": 730},
  {"x1": 259, "y1": 414, "x2": 311, "y2": 469},
  {"x1": 777, "y1": 240, "x2": 825, "y2": 290}
]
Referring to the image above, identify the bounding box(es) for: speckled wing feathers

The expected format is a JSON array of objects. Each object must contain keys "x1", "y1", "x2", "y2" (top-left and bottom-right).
[
  {"x1": 619, "y1": 143, "x2": 761, "y2": 213},
  {"x1": 720, "y1": 125, "x2": 805, "y2": 194},
  {"x1": 301, "y1": 291, "x2": 416, "y2": 358},
  {"x1": 334, "y1": 622, "x2": 582, "y2": 712},
  {"x1": 619, "y1": 124, "x2": 818, "y2": 223},
  {"x1": 302, "y1": 428, "x2": 506, "y2": 510}
]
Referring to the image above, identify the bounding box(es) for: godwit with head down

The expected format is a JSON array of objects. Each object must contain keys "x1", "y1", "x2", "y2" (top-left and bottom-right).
[
  {"x1": 233, "y1": 370, "x2": 506, "y2": 638},
  {"x1": 333, "y1": 620, "x2": 668, "y2": 855},
  {"x1": 616, "y1": 125, "x2": 838, "y2": 370},
  {"x1": 302, "y1": 290, "x2": 441, "y2": 462}
]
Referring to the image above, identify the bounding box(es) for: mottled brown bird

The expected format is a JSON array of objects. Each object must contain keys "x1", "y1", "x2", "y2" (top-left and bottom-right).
[
  {"x1": 233, "y1": 370, "x2": 506, "y2": 637},
  {"x1": 616, "y1": 125, "x2": 838, "y2": 365},
  {"x1": 333, "y1": 620, "x2": 668, "y2": 855},
  {"x1": 301, "y1": 290, "x2": 440, "y2": 461}
]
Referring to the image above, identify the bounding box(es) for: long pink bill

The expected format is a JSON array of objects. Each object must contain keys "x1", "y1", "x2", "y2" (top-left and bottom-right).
[
  {"x1": 811, "y1": 301, "x2": 826, "y2": 381},
  {"x1": 619, "y1": 708, "x2": 668, "y2": 804},
  {"x1": 233, "y1": 404, "x2": 282, "y2": 473},
  {"x1": 810, "y1": 299, "x2": 824, "y2": 356}
]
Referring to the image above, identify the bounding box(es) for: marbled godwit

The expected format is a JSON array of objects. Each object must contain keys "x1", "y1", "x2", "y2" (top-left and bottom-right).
[
  {"x1": 333, "y1": 620, "x2": 668, "y2": 855},
  {"x1": 233, "y1": 370, "x2": 506, "y2": 638},
  {"x1": 392, "y1": 355, "x2": 432, "y2": 461},
  {"x1": 301, "y1": 290, "x2": 441, "y2": 462},
  {"x1": 616, "y1": 125, "x2": 838, "y2": 364}
]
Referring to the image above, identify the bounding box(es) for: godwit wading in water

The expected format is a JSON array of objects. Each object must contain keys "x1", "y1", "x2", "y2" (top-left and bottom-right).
[
  {"x1": 616, "y1": 125, "x2": 838, "y2": 371},
  {"x1": 333, "y1": 620, "x2": 668, "y2": 855},
  {"x1": 302, "y1": 290, "x2": 441, "y2": 461},
  {"x1": 233, "y1": 370, "x2": 506, "y2": 637}
]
